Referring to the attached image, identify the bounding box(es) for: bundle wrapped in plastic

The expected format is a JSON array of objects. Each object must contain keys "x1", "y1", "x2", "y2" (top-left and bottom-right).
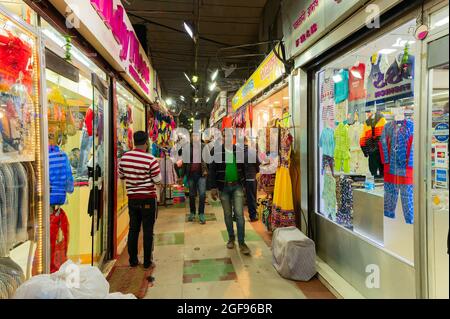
[{"x1": 13, "y1": 260, "x2": 136, "y2": 299}]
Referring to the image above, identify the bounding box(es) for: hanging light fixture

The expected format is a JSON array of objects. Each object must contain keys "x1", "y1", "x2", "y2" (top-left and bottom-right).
[
  {"x1": 211, "y1": 69, "x2": 219, "y2": 81},
  {"x1": 192, "y1": 75, "x2": 199, "y2": 83},
  {"x1": 183, "y1": 22, "x2": 195, "y2": 42}
]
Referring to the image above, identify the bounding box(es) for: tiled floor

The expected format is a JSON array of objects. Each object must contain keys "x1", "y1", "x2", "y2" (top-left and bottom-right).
[{"x1": 139, "y1": 199, "x2": 335, "y2": 299}]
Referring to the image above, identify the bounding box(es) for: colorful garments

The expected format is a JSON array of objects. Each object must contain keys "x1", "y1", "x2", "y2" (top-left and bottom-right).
[
  {"x1": 349, "y1": 122, "x2": 368, "y2": 174},
  {"x1": 384, "y1": 183, "x2": 414, "y2": 224},
  {"x1": 320, "y1": 73, "x2": 335, "y2": 127},
  {"x1": 379, "y1": 119, "x2": 414, "y2": 224},
  {"x1": 271, "y1": 128, "x2": 295, "y2": 230},
  {"x1": 379, "y1": 119, "x2": 414, "y2": 184},
  {"x1": 322, "y1": 155, "x2": 334, "y2": 176},
  {"x1": 335, "y1": 100, "x2": 348, "y2": 124},
  {"x1": 336, "y1": 176, "x2": 353, "y2": 228},
  {"x1": 50, "y1": 208, "x2": 69, "y2": 273},
  {"x1": 360, "y1": 114, "x2": 386, "y2": 177},
  {"x1": 319, "y1": 127, "x2": 335, "y2": 157},
  {"x1": 334, "y1": 69, "x2": 349, "y2": 103},
  {"x1": 334, "y1": 123, "x2": 350, "y2": 173},
  {"x1": 322, "y1": 172, "x2": 336, "y2": 220},
  {"x1": 349, "y1": 63, "x2": 366, "y2": 101},
  {"x1": 49, "y1": 145, "x2": 74, "y2": 206}
]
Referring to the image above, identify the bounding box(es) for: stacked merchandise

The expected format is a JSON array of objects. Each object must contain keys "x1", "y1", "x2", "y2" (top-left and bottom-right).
[
  {"x1": 319, "y1": 44, "x2": 416, "y2": 227},
  {"x1": 172, "y1": 184, "x2": 186, "y2": 207}
]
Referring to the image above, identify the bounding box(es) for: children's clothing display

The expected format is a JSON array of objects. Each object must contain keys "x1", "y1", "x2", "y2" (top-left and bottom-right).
[
  {"x1": 380, "y1": 119, "x2": 414, "y2": 224},
  {"x1": 335, "y1": 175, "x2": 353, "y2": 228},
  {"x1": 50, "y1": 207, "x2": 69, "y2": 273},
  {"x1": 335, "y1": 100, "x2": 348, "y2": 124},
  {"x1": 159, "y1": 156, "x2": 177, "y2": 186},
  {"x1": 348, "y1": 122, "x2": 368, "y2": 174},
  {"x1": 49, "y1": 145, "x2": 74, "y2": 206},
  {"x1": 349, "y1": 63, "x2": 366, "y2": 101},
  {"x1": 271, "y1": 127, "x2": 296, "y2": 230},
  {"x1": 319, "y1": 127, "x2": 335, "y2": 175},
  {"x1": 334, "y1": 123, "x2": 351, "y2": 173},
  {"x1": 320, "y1": 72, "x2": 335, "y2": 127},
  {"x1": 322, "y1": 172, "x2": 336, "y2": 220},
  {"x1": 334, "y1": 69, "x2": 349, "y2": 104},
  {"x1": 360, "y1": 113, "x2": 386, "y2": 177}
]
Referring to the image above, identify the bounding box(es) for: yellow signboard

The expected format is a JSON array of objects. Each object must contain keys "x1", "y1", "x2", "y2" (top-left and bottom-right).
[{"x1": 232, "y1": 46, "x2": 285, "y2": 111}]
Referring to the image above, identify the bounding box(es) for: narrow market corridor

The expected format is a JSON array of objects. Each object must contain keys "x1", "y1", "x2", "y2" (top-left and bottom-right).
[{"x1": 107, "y1": 199, "x2": 335, "y2": 299}]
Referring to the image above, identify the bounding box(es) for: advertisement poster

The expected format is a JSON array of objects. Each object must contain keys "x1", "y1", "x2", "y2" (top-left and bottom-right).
[
  {"x1": 435, "y1": 168, "x2": 448, "y2": 189},
  {"x1": 435, "y1": 143, "x2": 448, "y2": 169}
]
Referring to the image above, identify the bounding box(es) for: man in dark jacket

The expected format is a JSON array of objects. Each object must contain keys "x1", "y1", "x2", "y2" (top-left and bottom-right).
[
  {"x1": 244, "y1": 137, "x2": 260, "y2": 222},
  {"x1": 180, "y1": 133, "x2": 208, "y2": 224},
  {"x1": 208, "y1": 136, "x2": 251, "y2": 255}
]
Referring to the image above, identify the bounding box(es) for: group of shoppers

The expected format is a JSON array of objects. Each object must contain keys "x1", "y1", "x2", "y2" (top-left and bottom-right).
[{"x1": 118, "y1": 130, "x2": 260, "y2": 269}]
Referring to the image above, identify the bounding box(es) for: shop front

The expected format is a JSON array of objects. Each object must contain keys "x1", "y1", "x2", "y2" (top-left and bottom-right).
[
  {"x1": 231, "y1": 46, "x2": 302, "y2": 232},
  {"x1": 0, "y1": 0, "x2": 48, "y2": 298},
  {"x1": 283, "y1": 0, "x2": 449, "y2": 298}
]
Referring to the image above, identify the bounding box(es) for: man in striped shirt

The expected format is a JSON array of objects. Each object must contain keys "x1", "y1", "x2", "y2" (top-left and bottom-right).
[{"x1": 118, "y1": 131, "x2": 162, "y2": 269}]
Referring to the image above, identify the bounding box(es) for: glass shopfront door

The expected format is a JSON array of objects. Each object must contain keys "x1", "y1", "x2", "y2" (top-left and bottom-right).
[{"x1": 426, "y1": 38, "x2": 449, "y2": 299}]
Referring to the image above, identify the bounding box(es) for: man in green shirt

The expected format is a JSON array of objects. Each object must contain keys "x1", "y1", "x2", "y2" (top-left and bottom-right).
[{"x1": 208, "y1": 136, "x2": 251, "y2": 255}]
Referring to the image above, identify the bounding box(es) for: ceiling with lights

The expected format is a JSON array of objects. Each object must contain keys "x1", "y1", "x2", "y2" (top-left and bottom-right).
[{"x1": 124, "y1": 0, "x2": 270, "y2": 124}]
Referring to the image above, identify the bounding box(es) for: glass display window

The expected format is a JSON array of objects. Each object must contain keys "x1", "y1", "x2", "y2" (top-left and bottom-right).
[
  {"x1": 0, "y1": 7, "x2": 46, "y2": 295},
  {"x1": 315, "y1": 19, "x2": 418, "y2": 263},
  {"x1": 43, "y1": 20, "x2": 110, "y2": 270},
  {"x1": 0, "y1": 0, "x2": 37, "y2": 26}
]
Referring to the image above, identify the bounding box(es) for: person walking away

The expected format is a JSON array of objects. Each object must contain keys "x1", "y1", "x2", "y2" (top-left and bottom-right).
[
  {"x1": 118, "y1": 131, "x2": 161, "y2": 269},
  {"x1": 180, "y1": 134, "x2": 208, "y2": 224},
  {"x1": 244, "y1": 137, "x2": 260, "y2": 222},
  {"x1": 208, "y1": 137, "x2": 251, "y2": 255}
]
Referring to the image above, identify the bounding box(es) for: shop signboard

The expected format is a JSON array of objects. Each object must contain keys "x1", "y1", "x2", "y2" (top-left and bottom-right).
[
  {"x1": 49, "y1": 0, "x2": 156, "y2": 102},
  {"x1": 232, "y1": 46, "x2": 285, "y2": 111},
  {"x1": 210, "y1": 91, "x2": 227, "y2": 126},
  {"x1": 282, "y1": 0, "x2": 364, "y2": 59}
]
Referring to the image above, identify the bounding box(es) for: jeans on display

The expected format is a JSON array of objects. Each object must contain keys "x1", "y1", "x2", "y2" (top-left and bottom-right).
[
  {"x1": 77, "y1": 128, "x2": 93, "y2": 177},
  {"x1": 220, "y1": 184, "x2": 245, "y2": 244},
  {"x1": 188, "y1": 173, "x2": 206, "y2": 215},
  {"x1": 245, "y1": 180, "x2": 257, "y2": 219},
  {"x1": 384, "y1": 183, "x2": 414, "y2": 224},
  {"x1": 128, "y1": 198, "x2": 157, "y2": 266}
]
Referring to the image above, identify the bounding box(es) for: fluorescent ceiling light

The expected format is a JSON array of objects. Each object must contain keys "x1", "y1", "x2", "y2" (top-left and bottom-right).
[
  {"x1": 184, "y1": 72, "x2": 191, "y2": 83},
  {"x1": 211, "y1": 69, "x2": 219, "y2": 81},
  {"x1": 209, "y1": 82, "x2": 217, "y2": 92},
  {"x1": 166, "y1": 98, "x2": 173, "y2": 106},
  {"x1": 350, "y1": 69, "x2": 362, "y2": 79},
  {"x1": 184, "y1": 22, "x2": 194, "y2": 40},
  {"x1": 180, "y1": 95, "x2": 185, "y2": 101},
  {"x1": 206, "y1": 97, "x2": 210, "y2": 103},
  {"x1": 283, "y1": 96, "x2": 289, "y2": 100},
  {"x1": 378, "y1": 48, "x2": 397, "y2": 55},
  {"x1": 435, "y1": 16, "x2": 449, "y2": 27},
  {"x1": 190, "y1": 84, "x2": 196, "y2": 90},
  {"x1": 194, "y1": 98, "x2": 199, "y2": 103}
]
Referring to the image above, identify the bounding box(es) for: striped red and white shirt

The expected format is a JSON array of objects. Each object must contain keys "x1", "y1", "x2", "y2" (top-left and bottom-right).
[{"x1": 118, "y1": 149, "x2": 162, "y2": 199}]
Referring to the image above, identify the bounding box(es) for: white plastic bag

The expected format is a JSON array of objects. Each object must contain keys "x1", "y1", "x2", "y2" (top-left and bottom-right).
[
  {"x1": 52, "y1": 260, "x2": 110, "y2": 299},
  {"x1": 105, "y1": 292, "x2": 137, "y2": 299},
  {"x1": 13, "y1": 275, "x2": 74, "y2": 299}
]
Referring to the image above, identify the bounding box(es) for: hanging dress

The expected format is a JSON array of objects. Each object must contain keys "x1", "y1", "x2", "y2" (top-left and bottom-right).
[{"x1": 271, "y1": 127, "x2": 296, "y2": 230}]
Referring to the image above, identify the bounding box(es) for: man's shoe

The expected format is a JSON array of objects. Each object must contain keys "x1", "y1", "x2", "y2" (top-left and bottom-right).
[
  {"x1": 144, "y1": 262, "x2": 156, "y2": 270},
  {"x1": 250, "y1": 216, "x2": 259, "y2": 222},
  {"x1": 199, "y1": 215, "x2": 206, "y2": 224},
  {"x1": 130, "y1": 262, "x2": 139, "y2": 268},
  {"x1": 239, "y1": 243, "x2": 251, "y2": 255},
  {"x1": 226, "y1": 239, "x2": 235, "y2": 249},
  {"x1": 188, "y1": 213, "x2": 195, "y2": 222}
]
